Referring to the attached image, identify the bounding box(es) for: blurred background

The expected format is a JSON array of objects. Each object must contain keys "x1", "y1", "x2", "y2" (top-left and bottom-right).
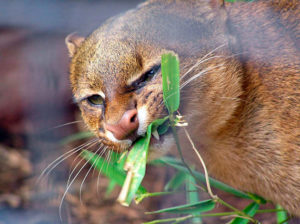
[
  {"x1": 0, "y1": 1, "x2": 298, "y2": 224},
  {"x1": 0, "y1": 1, "x2": 168, "y2": 223}
]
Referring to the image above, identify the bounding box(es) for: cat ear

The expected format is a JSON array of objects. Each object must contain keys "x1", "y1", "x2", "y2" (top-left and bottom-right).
[{"x1": 65, "y1": 33, "x2": 85, "y2": 57}]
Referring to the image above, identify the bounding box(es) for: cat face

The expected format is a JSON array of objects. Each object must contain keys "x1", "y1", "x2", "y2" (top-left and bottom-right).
[
  {"x1": 69, "y1": 37, "x2": 171, "y2": 152},
  {"x1": 67, "y1": 0, "x2": 241, "y2": 155}
]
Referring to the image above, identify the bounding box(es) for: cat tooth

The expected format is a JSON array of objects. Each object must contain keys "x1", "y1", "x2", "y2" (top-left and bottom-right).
[{"x1": 152, "y1": 130, "x2": 160, "y2": 140}]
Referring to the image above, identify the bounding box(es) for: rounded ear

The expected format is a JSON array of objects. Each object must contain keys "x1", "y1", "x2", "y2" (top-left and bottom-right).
[{"x1": 65, "y1": 33, "x2": 85, "y2": 57}]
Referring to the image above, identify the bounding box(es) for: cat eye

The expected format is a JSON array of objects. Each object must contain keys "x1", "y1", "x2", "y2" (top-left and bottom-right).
[
  {"x1": 131, "y1": 65, "x2": 160, "y2": 89},
  {"x1": 87, "y1": 94, "x2": 104, "y2": 106}
]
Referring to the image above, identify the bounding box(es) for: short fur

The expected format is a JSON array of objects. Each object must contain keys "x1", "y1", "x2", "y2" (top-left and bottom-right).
[{"x1": 67, "y1": 0, "x2": 300, "y2": 215}]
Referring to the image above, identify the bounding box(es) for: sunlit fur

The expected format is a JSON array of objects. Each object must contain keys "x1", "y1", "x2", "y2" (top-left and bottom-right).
[{"x1": 67, "y1": 0, "x2": 300, "y2": 216}]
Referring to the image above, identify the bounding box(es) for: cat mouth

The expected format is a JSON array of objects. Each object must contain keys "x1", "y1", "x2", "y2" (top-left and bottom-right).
[
  {"x1": 128, "y1": 127, "x2": 172, "y2": 151},
  {"x1": 99, "y1": 123, "x2": 172, "y2": 153}
]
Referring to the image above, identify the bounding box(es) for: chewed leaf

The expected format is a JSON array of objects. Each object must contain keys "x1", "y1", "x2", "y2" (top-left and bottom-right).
[
  {"x1": 118, "y1": 137, "x2": 150, "y2": 206},
  {"x1": 146, "y1": 199, "x2": 215, "y2": 214},
  {"x1": 161, "y1": 53, "x2": 180, "y2": 114},
  {"x1": 118, "y1": 117, "x2": 168, "y2": 206},
  {"x1": 81, "y1": 150, "x2": 147, "y2": 196}
]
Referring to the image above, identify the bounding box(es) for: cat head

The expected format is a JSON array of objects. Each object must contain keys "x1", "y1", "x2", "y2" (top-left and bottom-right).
[{"x1": 66, "y1": 0, "x2": 242, "y2": 154}]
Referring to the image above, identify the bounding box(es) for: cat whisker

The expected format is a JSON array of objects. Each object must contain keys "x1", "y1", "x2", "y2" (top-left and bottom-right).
[
  {"x1": 104, "y1": 150, "x2": 112, "y2": 177},
  {"x1": 157, "y1": 64, "x2": 225, "y2": 108},
  {"x1": 181, "y1": 50, "x2": 246, "y2": 84},
  {"x1": 180, "y1": 64, "x2": 225, "y2": 90},
  {"x1": 66, "y1": 140, "x2": 102, "y2": 187},
  {"x1": 37, "y1": 138, "x2": 98, "y2": 184},
  {"x1": 92, "y1": 143, "x2": 104, "y2": 178},
  {"x1": 180, "y1": 55, "x2": 224, "y2": 81},
  {"x1": 97, "y1": 146, "x2": 109, "y2": 195},
  {"x1": 59, "y1": 145, "x2": 99, "y2": 221},
  {"x1": 67, "y1": 149, "x2": 87, "y2": 186},
  {"x1": 79, "y1": 144, "x2": 103, "y2": 205},
  {"x1": 180, "y1": 43, "x2": 227, "y2": 81},
  {"x1": 50, "y1": 120, "x2": 84, "y2": 130}
]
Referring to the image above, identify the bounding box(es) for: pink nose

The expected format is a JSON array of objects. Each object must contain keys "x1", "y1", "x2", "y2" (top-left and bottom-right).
[{"x1": 105, "y1": 109, "x2": 139, "y2": 140}]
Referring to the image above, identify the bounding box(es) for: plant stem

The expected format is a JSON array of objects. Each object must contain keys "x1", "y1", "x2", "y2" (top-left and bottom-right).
[
  {"x1": 144, "y1": 211, "x2": 261, "y2": 224},
  {"x1": 182, "y1": 126, "x2": 217, "y2": 199},
  {"x1": 170, "y1": 124, "x2": 206, "y2": 191},
  {"x1": 143, "y1": 215, "x2": 193, "y2": 224},
  {"x1": 217, "y1": 198, "x2": 257, "y2": 223},
  {"x1": 170, "y1": 114, "x2": 258, "y2": 223}
]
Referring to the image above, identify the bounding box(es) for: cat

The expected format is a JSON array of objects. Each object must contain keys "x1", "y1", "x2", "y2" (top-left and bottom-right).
[{"x1": 66, "y1": 0, "x2": 300, "y2": 215}]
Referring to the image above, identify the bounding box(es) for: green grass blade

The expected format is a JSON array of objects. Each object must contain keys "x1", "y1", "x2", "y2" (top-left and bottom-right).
[
  {"x1": 60, "y1": 131, "x2": 93, "y2": 145},
  {"x1": 164, "y1": 171, "x2": 187, "y2": 191},
  {"x1": 186, "y1": 175, "x2": 202, "y2": 223},
  {"x1": 82, "y1": 150, "x2": 126, "y2": 186},
  {"x1": 153, "y1": 156, "x2": 251, "y2": 199},
  {"x1": 247, "y1": 193, "x2": 267, "y2": 204},
  {"x1": 146, "y1": 199, "x2": 215, "y2": 214},
  {"x1": 276, "y1": 205, "x2": 288, "y2": 224},
  {"x1": 161, "y1": 52, "x2": 180, "y2": 114},
  {"x1": 135, "y1": 191, "x2": 175, "y2": 204},
  {"x1": 81, "y1": 150, "x2": 147, "y2": 195},
  {"x1": 122, "y1": 137, "x2": 150, "y2": 205},
  {"x1": 120, "y1": 118, "x2": 167, "y2": 206},
  {"x1": 230, "y1": 202, "x2": 259, "y2": 224},
  {"x1": 105, "y1": 180, "x2": 117, "y2": 196},
  {"x1": 143, "y1": 217, "x2": 190, "y2": 224}
]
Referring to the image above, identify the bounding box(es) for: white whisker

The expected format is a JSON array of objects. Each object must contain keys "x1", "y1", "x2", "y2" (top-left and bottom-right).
[
  {"x1": 37, "y1": 138, "x2": 98, "y2": 184},
  {"x1": 79, "y1": 145, "x2": 103, "y2": 205},
  {"x1": 106, "y1": 150, "x2": 112, "y2": 174},
  {"x1": 50, "y1": 120, "x2": 84, "y2": 130},
  {"x1": 97, "y1": 146, "x2": 108, "y2": 195},
  {"x1": 180, "y1": 43, "x2": 226, "y2": 80},
  {"x1": 180, "y1": 64, "x2": 225, "y2": 90},
  {"x1": 66, "y1": 140, "x2": 100, "y2": 187},
  {"x1": 92, "y1": 143, "x2": 104, "y2": 178},
  {"x1": 59, "y1": 146, "x2": 98, "y2": 221}
]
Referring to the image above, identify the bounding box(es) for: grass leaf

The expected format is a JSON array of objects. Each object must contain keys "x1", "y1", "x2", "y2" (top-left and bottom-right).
[
  {"x1": 153, "y1": 156, "x2": 251, "y2": 199},
  {"x1": 162, "y1": 53, "x2": 180, "y2": 114},
  {"x1": 135, "y1": 191, "x2": 175, "y2": 204},
  {"x1": 247, "y1": 193, "x2": 267, "y2": 204},
  {"x1": 164, "y1": 171, "x2": 187, "y2": 191},
  {"x1": 276, "y1": 205, "x2": 288, "y2": 224},
  {"x1": 82, "y1": 150, "x2": 126, "y2": 186},
  {"x1": 105, "y1": 180, "x2": 117, "y2": 197},
  {"x1": 81, "y1": 150, "x2": 147, "y2": 195},
  {"x1": 186, "y1": 175, "x2": 202, "y2": 223},
  {"x1": 230, "y1": 202, "x2": 259, "y2": 224},
  {"x1": 146, "y1": 199, "x2": 215, "y2": 214},
  {"x1": 118, "y1": 117, "x2": 168, "y2": 206}
]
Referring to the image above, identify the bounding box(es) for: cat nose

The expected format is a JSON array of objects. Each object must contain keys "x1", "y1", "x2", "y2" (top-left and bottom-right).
[{"x1": 106, "y1": 109, "x2": 139, "y2": 140}]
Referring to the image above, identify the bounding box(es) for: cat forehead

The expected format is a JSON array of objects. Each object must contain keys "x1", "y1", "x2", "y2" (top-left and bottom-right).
[
  {"x1": 72, "y1": 40, "x2": 145, "y2": 99},
  {"x1": 75, "y1": 33, "x2": 163, "y2": 83}
]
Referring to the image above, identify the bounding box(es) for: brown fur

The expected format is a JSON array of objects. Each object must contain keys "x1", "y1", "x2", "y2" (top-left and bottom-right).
[{"x1": 67, "y1": 0, "x2": 300, "y2": 215}]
